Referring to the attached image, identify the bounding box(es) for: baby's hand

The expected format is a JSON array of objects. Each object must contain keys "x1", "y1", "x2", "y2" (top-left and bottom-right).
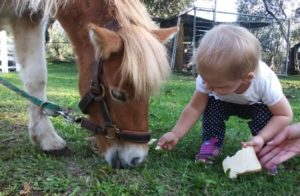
[
  {"x1": 242, "y1": 135, "x2": 265, "y2": 153},
  {"x1": 157, "y1": 132, "x2": 179, "y2": 150}
]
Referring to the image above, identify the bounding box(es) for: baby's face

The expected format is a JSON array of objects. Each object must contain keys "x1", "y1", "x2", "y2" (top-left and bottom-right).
[{"x1": 202, "y1": 75, "x2": 244, "y2": 95}]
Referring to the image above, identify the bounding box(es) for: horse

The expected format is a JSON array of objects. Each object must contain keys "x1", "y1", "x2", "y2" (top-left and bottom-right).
[{"x1": 0, "y1": 0, "x2": 177, "y2": 168}]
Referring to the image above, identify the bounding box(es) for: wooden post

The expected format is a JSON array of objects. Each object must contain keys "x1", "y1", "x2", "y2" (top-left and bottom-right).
[
  {"x1": 170, "y1": 16, "x2": 181, "y2": 70},
  {"x1": 192, "y1": 7, "x2": 197, "y2": 76},
  {"x1": 0, "y1": 30, "x2": 8, "y2": 73},
  {"x1": 16, "y1": 62, "x2": 21, "y2": 72},
  {"x1": 175, "y1": 22, "x2": 184, "y2": 71}
]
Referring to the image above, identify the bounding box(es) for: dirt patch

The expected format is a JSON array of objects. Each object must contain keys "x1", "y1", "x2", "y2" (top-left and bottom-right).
[
  {"x1": 10, "y1": 124, "x2": 27, "y2": 134},
  {"x1": 67, "y1": 161, "x2": 89, "y2": 178},
  {"x1": 0, "y1": 181, "x2": 8, "y2": 192},
  {"x1": 0, "y1": 124, "x2": 26, "y2": 146}
]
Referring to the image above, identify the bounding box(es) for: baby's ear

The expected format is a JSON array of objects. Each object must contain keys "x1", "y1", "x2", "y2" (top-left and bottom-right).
[{"x1": 243, "y1": 72, "x2": 254, "y2": 83}]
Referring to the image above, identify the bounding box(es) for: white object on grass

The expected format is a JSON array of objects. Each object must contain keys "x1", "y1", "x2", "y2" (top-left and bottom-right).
[
  {"x1": 155, "y1": 145, "x2": 162, "y2": 150},
  {"x1": 222, "y1": 146, "x2": 262, "y2": 179},
  {"x1": 148, "y1": 138, "x2": 157, "y2": 145},
  {"x1": 147, "y1": 138, "x2": 162, "y2": 150}
]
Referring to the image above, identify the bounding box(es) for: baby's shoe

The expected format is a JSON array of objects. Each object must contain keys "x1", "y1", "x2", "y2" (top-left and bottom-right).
[{"x1": 195, "y1": 138, "x2": 220, "y2": 164}]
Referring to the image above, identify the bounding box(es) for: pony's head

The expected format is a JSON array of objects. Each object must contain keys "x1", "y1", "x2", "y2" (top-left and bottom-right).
[{"x1": 81, "y1": 1, "x2": 177, "y2": 168}]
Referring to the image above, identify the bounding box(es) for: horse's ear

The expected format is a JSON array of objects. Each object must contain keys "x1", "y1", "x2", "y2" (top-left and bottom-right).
[
  {"x1": 88, "y1": 23, "x2": 123, "y2": 59},
  {"x1": 152, "y1": 27, "x2": 179, "y2": 43}
]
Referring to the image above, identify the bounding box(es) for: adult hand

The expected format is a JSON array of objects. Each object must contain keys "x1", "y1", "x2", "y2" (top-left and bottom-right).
[
  {"x1": 258, "y1": 123, "x2": 300, "y2": 169},
  {"x1": 157, "y1": 132, "x2": 179, "y2": 150},
  {"x1": 242, "y1": 135, "x2": 265, "y2": 153}
]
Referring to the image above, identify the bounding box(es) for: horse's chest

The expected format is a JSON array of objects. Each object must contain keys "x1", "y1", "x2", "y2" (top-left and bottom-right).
[
  {"x1": 0, "y1": 4, "x2": 19, "y2": 29},
  {"x1": 0, "y1": 17, "x2": 12, "y2": 31}
]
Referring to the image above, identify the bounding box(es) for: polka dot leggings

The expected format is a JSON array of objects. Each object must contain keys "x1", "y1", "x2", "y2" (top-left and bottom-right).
[{"x1": 202, "y1": 96, "x2": 273, "y2": 147}]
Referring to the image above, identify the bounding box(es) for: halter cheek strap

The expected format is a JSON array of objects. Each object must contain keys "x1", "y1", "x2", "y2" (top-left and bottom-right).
[{"x1": 78, "y1": 20, "x2": 151, "y2": 143}]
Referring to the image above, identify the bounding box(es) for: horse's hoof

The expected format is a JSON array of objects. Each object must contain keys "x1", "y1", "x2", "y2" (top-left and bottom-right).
[{"x1": 42, "y1": 146, "x2": 72, "y2": 156}]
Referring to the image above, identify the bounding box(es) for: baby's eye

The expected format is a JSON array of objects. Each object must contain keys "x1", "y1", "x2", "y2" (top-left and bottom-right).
[{"x1": 110, "y1": 89, "x2": 128, "y2": 102}]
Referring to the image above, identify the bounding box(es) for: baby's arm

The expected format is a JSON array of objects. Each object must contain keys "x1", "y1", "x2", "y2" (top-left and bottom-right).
[
  {"x1": 157, "y1": 91, "x2": 208, "y2": 150},
  {"x1": 244, "y1": 95, "x2": 293, "y2": 152}
]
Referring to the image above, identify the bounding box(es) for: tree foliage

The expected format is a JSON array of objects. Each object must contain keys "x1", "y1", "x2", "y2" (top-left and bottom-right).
[
  {"x1": 237, "y1": 0, "x2": 290, "y2": 73},
  {"x1": 46, "y1": 21, "x2": 74, "y2": 62},
  {"x1": 238, "y1": 0, "x2": 300, "y2": 74},
  {"x1": 45, "y1": 1, "x2": 194, "y2": 62},
  {"x1": 238, "y1": 0, "x2": 290, "y2": 41},
  {"x1": 237, "y1": 0, "x2": 265, "y2": 17},
  {"x1": 143, "y1": 0, "x2": 194, "y2": 18}
]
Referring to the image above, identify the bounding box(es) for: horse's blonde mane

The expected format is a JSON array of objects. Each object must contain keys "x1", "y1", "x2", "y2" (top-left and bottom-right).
[
  {"x1": 110, "y1": 0, "x2": 170, "y2": 98},
  {"x1": 2, "y1": 0, "x2": 170, "y2": 98},
  {"x1": 0, "y1": 0, "x2": 69, "y2": 18}
]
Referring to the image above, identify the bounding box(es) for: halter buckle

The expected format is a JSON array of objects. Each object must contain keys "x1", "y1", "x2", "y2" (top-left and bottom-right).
[
  {"x1": 105, "y1": 124, "x2": 120, "y2": 140},
  {"x1": 90, "y1": 83, "x2": 105, "y2": 97}
]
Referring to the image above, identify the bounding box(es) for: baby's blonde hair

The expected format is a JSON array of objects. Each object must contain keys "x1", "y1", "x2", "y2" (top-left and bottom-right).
[{"x1": 195, "y1": 24, "x2": 261, "y2": 80}]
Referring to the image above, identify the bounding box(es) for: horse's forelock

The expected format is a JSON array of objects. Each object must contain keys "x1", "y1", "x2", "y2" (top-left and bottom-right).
[
  {"x1": 109, "y1": 0, "x2": 170, "y2": 98},
  {"x1": 119, "y1": 27, "x2": 170, "y2": 98}
]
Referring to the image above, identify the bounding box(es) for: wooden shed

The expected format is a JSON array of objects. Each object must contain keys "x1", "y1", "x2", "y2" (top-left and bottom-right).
[{"x1": 158, "y1": 12, "x2": 270, "y2": 73}]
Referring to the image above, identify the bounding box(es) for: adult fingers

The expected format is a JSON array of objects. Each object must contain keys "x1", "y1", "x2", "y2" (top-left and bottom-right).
[
  {"x1": 259, "y1": 146, "x2": 282, "y2": 166},
  {"x1": 258, "y1": 143, "x2": 278, "y2": 158},
  {"x1": 264, "y1": 151, "x2": 297, "y2": 169},
  {"x1": 259, "y1": 130, "x2": 290, "y2": 157}
]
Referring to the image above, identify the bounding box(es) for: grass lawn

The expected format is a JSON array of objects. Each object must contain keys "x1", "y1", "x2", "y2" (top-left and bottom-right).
[{"x1": 1, "y1": 62, "x2": 300, "y2": 195}]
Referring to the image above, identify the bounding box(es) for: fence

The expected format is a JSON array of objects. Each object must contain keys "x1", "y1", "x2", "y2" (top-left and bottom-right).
[
  {"x1": 0, "y1": 30, "x2": 20, "y2": 73},
  {"x1": 0, "y1": 20, "x2": 74, "y2": 74},
  {"x1": 2, "y1": 12, "x2": 300, "y2": 75},
  {"x1": 168, "y1": 7, "x2": 300, "y2": 76}
]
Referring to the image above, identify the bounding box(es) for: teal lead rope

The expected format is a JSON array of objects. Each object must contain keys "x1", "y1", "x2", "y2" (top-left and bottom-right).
[{"x1": 0, "y1": 76, "x2": 80, "y2": 122}]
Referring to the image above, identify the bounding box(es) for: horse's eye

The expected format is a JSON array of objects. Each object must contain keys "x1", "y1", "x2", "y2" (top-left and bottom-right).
[{"x1": 110, "y1": 89, "x2": 128, "y2": 102}]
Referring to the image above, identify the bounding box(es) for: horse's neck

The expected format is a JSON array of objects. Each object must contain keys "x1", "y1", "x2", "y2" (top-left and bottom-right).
[{"x1": 56, "y1": 0, "x2": 111, "y2": 95}]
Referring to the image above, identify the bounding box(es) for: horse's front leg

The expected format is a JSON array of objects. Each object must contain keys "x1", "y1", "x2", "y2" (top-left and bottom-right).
[{"x1": 10, "y1": 17, "x2": 66, "y2": 151}]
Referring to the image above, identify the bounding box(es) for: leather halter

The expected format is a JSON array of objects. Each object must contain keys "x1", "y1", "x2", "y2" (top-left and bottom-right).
[{"x1": 78, "y1": 20, "x2": 151, "y2": 143}]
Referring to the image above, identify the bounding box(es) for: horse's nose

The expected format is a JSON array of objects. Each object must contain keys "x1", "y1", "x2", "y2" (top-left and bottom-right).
[
  {"x1": 110, "y1": 152, "x2": 142, "y2": 169},
  {"x1": 130, "y1": 157, "x2": 141, "y2": 166}
]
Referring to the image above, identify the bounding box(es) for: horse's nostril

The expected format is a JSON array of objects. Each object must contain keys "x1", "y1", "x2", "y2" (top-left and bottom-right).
[{"x1": 131, "y1": 157, "x2": 140, "y2": 166}]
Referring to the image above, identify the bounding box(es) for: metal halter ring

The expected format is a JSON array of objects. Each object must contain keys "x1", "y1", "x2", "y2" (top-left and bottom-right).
[
  {"x1": 90, "y1": 83, "x2": 105, "y2": 97},
  {"x1": 40, "y1": 101, "x2": 60, "y2": 117},
  {"x1": 105, "y1": 125, "x2": 120, "y2": 140}
]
